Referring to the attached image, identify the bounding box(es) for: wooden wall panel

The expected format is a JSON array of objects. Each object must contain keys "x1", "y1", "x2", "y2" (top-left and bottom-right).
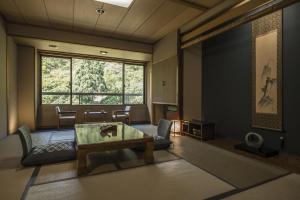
[
  {"x1": 183, "y1": 45, "x2": 202, "y2": 121},
  {"x1": 7, "y1": 36, "x2": 18, "y2": 134},
  {"x1": 18, "y1": 45, "x2": 36, "y2": 130},
  {"x1": 0, "y1": 16, "x2": 7, "y2": 139},
  {"x1": 153, "y1": 31, "x2": 178, "y2": 63},
  {"x1": 152, "y1": 55, "x2": 178, "y2": 105}
]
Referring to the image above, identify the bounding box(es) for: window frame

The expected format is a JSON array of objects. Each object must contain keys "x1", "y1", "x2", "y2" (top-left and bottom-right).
[{"x1": 40, "y1": 53, "x2": 146, "y2": 106}]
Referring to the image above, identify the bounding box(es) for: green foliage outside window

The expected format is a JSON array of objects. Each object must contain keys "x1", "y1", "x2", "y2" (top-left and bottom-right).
[{"x1": 41, "y1": 55, "x2": 144, "y2": 105}]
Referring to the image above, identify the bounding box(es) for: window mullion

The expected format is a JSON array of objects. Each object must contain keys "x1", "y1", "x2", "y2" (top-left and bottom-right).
[
  {"x1": 70, "y1": 58, "x2": 73, "y2": 105},
  {"x1": 123, "y1": 63, "x2": 125, "y2": 105}
]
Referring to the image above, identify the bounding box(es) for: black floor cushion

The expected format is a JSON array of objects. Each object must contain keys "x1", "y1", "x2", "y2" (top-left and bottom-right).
[{"x1": 22, "y1": 142, "x2": 76, "y2": 166}]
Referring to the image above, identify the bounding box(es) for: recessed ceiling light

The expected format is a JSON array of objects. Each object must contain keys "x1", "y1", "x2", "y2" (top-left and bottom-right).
[
  {"x1": 49, "y1": 44, "x2": 58, "y2": 49},
  {"x1": 96, "y1": 8, "x2": 105, "y2": 15},
  {"x1": 100, "y1": 51, "x2": 108, "y2": 55},
  {"x1": 94, "y1": 0, "x2": 134, "y2": 8}
]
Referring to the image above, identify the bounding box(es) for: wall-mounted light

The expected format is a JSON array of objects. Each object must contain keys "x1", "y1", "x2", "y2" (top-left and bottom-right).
[
  {"x1": 49, "y1": 44, "x2": 58, "y2": 49},
  {"x1": 100, "y1": 51, "x2": 108, "y2": 55}
]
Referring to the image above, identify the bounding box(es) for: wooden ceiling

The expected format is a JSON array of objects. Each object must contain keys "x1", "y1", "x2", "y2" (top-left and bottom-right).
[{"x1": 0, "y1": 0, "x2": 223, "y2": 43}]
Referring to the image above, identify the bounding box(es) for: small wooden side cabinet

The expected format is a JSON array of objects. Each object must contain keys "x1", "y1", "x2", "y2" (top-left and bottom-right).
[{"x1": 181, "y1": 120, "x2": 215, "y2": 141}]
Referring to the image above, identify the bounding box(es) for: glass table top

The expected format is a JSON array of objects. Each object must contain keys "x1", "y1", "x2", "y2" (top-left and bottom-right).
[{"x1": 75, "y1": 122, "x2": 151, "y2": 145}]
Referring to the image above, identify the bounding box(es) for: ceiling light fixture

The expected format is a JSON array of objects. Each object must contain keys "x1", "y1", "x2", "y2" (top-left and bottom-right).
[
  {"x1": 100, "y1": 51, "x2": 108, "y2": 55},
  {"x1": 94, "y1": 0, "x2": 134, "y2": 8},
  {"x1": 49, "y1": 44, "x2": 58, "y2": 49},
  {"x1": 96, "y1": 8, "x2": 105, "y2": 15}
]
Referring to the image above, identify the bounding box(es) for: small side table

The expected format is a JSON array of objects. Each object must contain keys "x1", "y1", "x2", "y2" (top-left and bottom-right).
[
  {"x1": 83, "y1": 110, "x2": 107, "y2": 122},
  {"x1": 181, "y1": 120, "x2": 215, "y2": 141}
]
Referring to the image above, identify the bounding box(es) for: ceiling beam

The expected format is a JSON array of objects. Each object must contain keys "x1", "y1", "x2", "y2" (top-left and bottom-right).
[
  {"x1": 180, "y1": 0, "x2": 245, "y2": 34},
  {"x1": 169, "y1": 0, "x2": 209, "y2": 11},
  {"x1": 181, "y1": 0, "x2": 272, "y2": 43},
  {"x1": 6, "y1": 23, "x2": 153, "y2": 53},
  {"x1": 181, "y1": 0, "x2": 299, "y2": 48}
]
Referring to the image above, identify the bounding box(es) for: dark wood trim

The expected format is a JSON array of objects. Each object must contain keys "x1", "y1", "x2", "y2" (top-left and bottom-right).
[
  {"x1": 181, "y1": 0, "x2": 244, "y2": 35},
  {"x1": 143, "y1": 64, "x2": 146, "y2": 105},
  {"x1": 70, "y1": 57, "x2": 73, "y2": 105},
  {"x1": 181, "y1": 0, "x2": 299, "y2": 49},
  {"x1": 182, "y1": 0, "x2": 272, "y2": 43},
  {"x1": 122, "y1": 62, "x2": 125, "y2": 105},
  {"x1": 177, "y1": 30, "x2": 184, "y2": 120}
]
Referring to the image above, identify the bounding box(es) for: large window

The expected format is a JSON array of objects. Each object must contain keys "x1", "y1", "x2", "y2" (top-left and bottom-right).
[{"x1": 41, "y1": 55, "x2": 144, "y2": 105}]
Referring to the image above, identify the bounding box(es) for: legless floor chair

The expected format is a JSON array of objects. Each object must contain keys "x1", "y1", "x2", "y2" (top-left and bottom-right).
[
  {"x1": 18, "y1": 126, "x2": 76, "y2": 166},
  {"x1": 134, "y1": 119, "x2": 173, "y2": 151}
]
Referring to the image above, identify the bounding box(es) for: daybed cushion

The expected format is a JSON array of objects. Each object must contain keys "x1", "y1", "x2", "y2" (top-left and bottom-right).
[{"x1": 22, "y1": 141, "x2": 76, "y2": 166}]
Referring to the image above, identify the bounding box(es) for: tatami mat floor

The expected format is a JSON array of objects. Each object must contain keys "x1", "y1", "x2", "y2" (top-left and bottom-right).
[{"x1": 0, "y1": 125, "x2": 300, "y2": 200}]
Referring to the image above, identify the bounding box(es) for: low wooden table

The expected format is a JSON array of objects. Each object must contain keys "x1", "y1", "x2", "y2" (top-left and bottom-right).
[{"x1": 75, "y1": 122, "x2": 154, "y2": 176}]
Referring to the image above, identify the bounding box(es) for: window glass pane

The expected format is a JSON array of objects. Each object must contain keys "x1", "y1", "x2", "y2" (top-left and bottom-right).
[
  {"x1": 72, "y1": 58, "x2": 123, "y2": 94},
  {"x1": 41, "y1": 55, "x2": 145, "y2": 106},
  {"x1": 42, "y1": 95, "x2": 70, "y2": 104},
  {"x1": 124, "y1": 64, "x2": 144, "y2": 104},
  {"x1": 42, "y1": 56, "x2": 71, "y2": 93},
  {"x1": 72, "y1": 95, "x2": 122, "y2": 105}
]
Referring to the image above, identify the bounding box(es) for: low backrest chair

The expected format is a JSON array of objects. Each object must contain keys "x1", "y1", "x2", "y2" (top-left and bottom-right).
[
  {"x1": 157, "y1": 119, "x2": 173, "y2": 140},
  {"x1": 18, "y1": 125, "x2": 76, "y2": 166},
  {"x1": 153, "y1": 119, "x2": 173, "y2": 150},
  {"x1": 112, "y1": 106, "x2": 131, "y2": 124},
  {"x1": 133, "y1": 119, "x2": 173, "y2": 151},
  {"x1": 55, "y1": 106, "x2": 77, "y2": 129}
]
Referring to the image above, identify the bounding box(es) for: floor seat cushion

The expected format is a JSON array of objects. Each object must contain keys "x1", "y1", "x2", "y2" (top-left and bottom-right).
[
  {"x1": 18, "y1": 125, "x2": 76, "y2": 166},
  {"x1": 153, "y1": 138, "x2": 172, "y2": 150},
  {"x1": 133, "y1": 136, "x2": 173, "y2": 151},
  {"x1": 22, "y1": 141, "x2": 76, "y2": 166}
]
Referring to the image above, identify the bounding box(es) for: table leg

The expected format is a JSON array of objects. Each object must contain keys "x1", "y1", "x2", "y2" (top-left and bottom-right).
[
  {"x1": 77, "y1": 150, "x2": 88, "y2": 176},
  {"x1": 144, "y1": 141, "x2": 154, "y2": 163}
]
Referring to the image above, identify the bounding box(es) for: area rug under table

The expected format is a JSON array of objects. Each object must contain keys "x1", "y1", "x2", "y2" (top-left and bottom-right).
[{"x1": 33, "y1": 149, "x2": 179, "y2": 185}]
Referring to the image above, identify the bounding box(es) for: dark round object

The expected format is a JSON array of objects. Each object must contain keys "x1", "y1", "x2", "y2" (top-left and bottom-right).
[{"x1": 245, "y1": 132, "x2": 264, "y2": 149}]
